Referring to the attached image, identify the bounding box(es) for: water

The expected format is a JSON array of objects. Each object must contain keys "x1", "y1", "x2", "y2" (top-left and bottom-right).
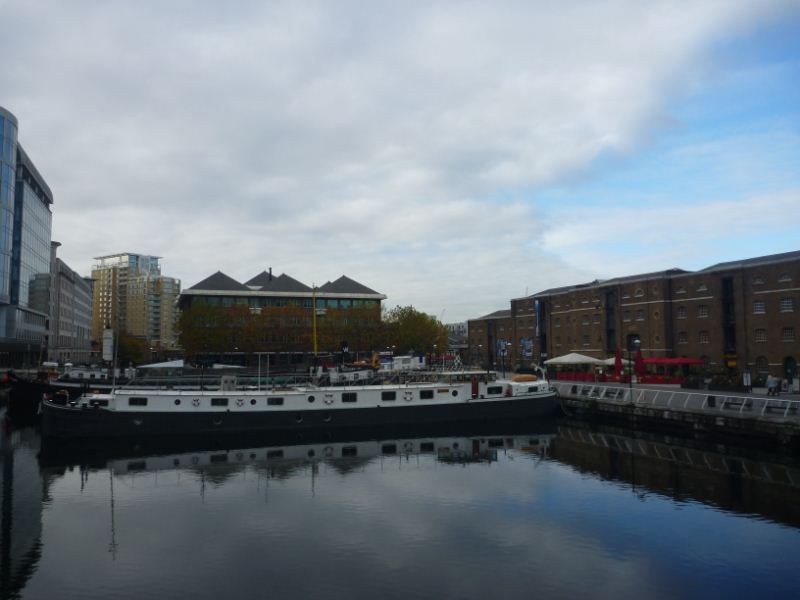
[{"x1": 3, "y1": 415, "x2": 800, "y2": 600}]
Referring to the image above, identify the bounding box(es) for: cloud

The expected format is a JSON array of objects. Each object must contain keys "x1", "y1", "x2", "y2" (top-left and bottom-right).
[{"x1": 1, "y1": 1, "x2": 798, "y2": 321}]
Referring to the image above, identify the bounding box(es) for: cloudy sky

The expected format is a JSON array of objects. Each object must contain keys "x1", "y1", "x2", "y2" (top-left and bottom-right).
[{"x1": 2, "y1": 0, "x2": 799, "y2": 322}]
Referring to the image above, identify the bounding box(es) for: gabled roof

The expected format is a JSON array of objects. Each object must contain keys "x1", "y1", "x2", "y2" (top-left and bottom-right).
[
  {"x1": 318, "y1": 275, "x2": 381, "y2": 295},
  {"x1": 246, "y1": 272, "x2": 312, "y2": 293},
  {"x1": 189, "y1": 271, "x2": 250, "y2": 291}
]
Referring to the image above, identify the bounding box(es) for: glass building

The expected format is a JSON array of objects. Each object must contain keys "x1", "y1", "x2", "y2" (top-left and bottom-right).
[{"x1": 0, "y1": 106, "x2": 54, "y2": 366}]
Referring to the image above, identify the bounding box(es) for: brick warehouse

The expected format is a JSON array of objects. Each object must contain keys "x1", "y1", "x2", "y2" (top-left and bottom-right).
[{"x1": 468, "y1": 250, "x2": 800, "y2": 382}]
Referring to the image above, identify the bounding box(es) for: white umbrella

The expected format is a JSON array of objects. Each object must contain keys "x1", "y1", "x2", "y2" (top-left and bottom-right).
[
  {"x1": 543, "y1": 352, "x2": 603, "y2": 366},
  {"x1": 601, "y1": 356, "x2": 630, "y2": 366},
  {"x1": 137, "y1": 359, "x2": 185, "y2": 369}
]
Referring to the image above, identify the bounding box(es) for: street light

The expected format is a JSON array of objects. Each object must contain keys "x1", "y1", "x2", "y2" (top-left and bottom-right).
[
  {"x1": 628, "y1": 338, "x2": 641, "y2": 400},
  {"x1": 433, "y1": 344, "x2": 437, "y2": 371}
]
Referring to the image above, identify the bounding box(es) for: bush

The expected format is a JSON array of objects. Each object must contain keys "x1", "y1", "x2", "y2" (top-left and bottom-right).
[
  {"x1": 707, "y1": 374, "x2": 748, "y2": 392},
  {"x1": 680, "y1": 375, "x2": 704, "y2": 390}
]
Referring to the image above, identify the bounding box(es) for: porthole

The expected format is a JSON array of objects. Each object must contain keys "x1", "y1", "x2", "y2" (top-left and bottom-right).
[
  {"x1": 174, "y1": 398, "x2": 181, "y2": 405},
  {"x1": 451, "y1": 390, "x2": 458, "y2": 397},
  {"x1": 307, "y1": 449, "x2": 316, "y2": 458},
  {"x1": 308, "y1": 395, "x2": 315, "y2": 403},
  {"x1": 250, "y1": 398, "x2": 256, "y2": 405}
]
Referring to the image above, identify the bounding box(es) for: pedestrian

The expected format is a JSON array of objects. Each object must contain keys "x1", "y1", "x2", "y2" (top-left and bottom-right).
[{"x1": 766, "y1": 375, "x2": 776, "y2": 396}]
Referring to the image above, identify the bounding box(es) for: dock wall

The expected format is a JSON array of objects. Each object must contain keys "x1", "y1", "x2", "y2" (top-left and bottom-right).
[{"x1": 554, "y1": 382, "x2": 800, "y2": 450}]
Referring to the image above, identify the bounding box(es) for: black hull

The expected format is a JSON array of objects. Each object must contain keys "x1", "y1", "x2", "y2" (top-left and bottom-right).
[
  {"x1": 6, "y1": 378, "x2": 95, "y2": 423},
  {"x1": 42, "y1": 395, "x2": 559, "y2": 439}
]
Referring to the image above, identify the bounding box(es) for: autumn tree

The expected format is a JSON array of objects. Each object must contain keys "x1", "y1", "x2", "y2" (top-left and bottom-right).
[
  {"x1": 117, "y1": 333, "x2": 151, "y2": 366},
  {"x1": 382, "y1": 306, "x2": 448, "y2": 354}
]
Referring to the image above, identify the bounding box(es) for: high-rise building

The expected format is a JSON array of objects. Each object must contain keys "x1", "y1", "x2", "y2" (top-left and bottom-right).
[
  {"x1": 0, "y1": 106, "x2": 54, "y2": 367},
  {"x1": 91, "y1": 253, "x2": 180, "y2": 352}
]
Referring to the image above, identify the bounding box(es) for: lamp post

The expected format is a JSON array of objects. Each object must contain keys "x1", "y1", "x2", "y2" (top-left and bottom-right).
[
  {"x1": 628, "y1": 338, "x2": 640, "y2": 400},
  {"x1": 433, "y1": 344, "x2": 437, "y2": 371}
]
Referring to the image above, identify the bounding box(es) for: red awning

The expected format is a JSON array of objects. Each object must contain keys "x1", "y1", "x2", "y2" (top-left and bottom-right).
[{"x1": 643, "y1": 357, "x2": 705, "y2": 365}]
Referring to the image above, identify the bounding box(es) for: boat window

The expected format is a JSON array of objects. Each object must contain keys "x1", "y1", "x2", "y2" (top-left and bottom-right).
[
  {"x1": 267, "y1": 450, "x2": 284, "y2": 459},
  {"x1": 174, "y1": 399, "x2": 181, "y2": 405},
  {"x1": 211, "y1": 397, "x2": 229, "y2": 407},
  {"x1": 420, "y1": 442, "x2": 435, "y2": 452},
  {"x1": 420, "y1": 390, "x2": 434, "y2": 400},
  {"x1": 129, "y1": 397, "x2": 148, "y2": 406},
  {"x1": 307, "y1": 395, "x2": 315, "y2": 403},
  {"x1": 210, "y1": 453, "x2": 227, "y2": 463},
  {"x1": 382, "y1": 443, "x2": 397, "y2": 455},
  {"x1": 342, "y1": 446, "x2": 358, "y2": 457},
  {"x1": 268, "y1": 397, "x2": 284, "y2": 406},
  {"x1": 342, "y1": 392, "x2": 357, "y2": 403},
  {"x1": 528, "y1": 386, "x2": 539, "y2": 392},
  {"x1": 381, "y1": 391, "x2": 396, "y2": 401},
  {"x1": 487, "y1": 386, "x2": 503, "y2": 395}
]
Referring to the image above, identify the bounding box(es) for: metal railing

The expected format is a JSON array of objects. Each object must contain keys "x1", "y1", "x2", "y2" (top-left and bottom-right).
[{"x1": 553, "y1": 382, "x2": 800, "y2": 421}]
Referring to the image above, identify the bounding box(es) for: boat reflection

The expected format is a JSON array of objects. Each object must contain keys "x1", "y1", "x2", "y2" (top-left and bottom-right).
[{"x1": 38, "y1": 418, "x2": 559, "y2": 476}]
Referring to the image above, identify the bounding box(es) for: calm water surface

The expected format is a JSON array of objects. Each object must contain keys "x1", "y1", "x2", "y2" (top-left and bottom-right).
[{"x1": 3, "y1": 415, "x2": 800, "y2": 600}]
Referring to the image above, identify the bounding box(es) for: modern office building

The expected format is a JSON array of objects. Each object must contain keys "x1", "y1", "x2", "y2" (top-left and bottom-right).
[
  {"x1": 47, "y1": 242, "x2": 94, "y2": 364},
  {"x1": 468, "y1": 250, "x2": 800, "y2": 382},
  {"x1": 91, "y1": 253, "x2": 181, "y2": 352},
  {"x1": 0, "y1": 106, "x2": 54, "y2": 367}
]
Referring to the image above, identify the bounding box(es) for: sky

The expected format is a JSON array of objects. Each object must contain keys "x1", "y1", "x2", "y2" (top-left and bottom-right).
[{"x1": 1, "y1": 0, "x2": 799, "y2": 323}]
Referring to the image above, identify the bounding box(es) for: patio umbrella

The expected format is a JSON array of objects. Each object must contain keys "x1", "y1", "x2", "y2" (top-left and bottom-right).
[
  {"x1": 614, "y1": 347, "x2": 623, "y2": 377},
  {"x1": 543, "y1": 352, "x2": 603, "y2": 366},
  {"x1": 634, "y1": 347, "x2": 645, "y2": 377}
]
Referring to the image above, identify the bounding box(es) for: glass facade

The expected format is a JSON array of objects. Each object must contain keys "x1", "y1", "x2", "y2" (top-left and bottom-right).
[
  {"x1": 0, "y1": 109, "x2": 18, "y2": 304},
  {"x1": 11, "y1": 173, "x2": 52, "y2": 309}
]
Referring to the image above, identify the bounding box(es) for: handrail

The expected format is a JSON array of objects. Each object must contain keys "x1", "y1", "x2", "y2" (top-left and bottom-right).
[{"x1": 554, "y1": 382, "x2": 800, "y2": 422}]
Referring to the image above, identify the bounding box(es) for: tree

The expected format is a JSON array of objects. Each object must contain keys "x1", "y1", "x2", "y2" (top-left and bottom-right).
[
  {"x1": 117, "y1": 333, "x2": 150, "y2": 366},
  {"x1": 382, "y1": 306, "x2": 448, "y2": 354}
]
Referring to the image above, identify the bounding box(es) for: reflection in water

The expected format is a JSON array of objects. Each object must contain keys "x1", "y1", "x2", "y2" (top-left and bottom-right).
[
  {"x1": 551, "y1": 421, "x2": 800, "y2": 528},
  {"x1": 2, "y1": 415, "x2": 800, "y2": 599},
  {"x1": 1, "y1": 421, "x2": 43, "y2": 600}
]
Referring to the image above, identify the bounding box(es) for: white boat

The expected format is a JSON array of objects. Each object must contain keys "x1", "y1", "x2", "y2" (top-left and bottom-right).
[{"x1": 40, "y1": 371, "x2": 557, "y2": 438}]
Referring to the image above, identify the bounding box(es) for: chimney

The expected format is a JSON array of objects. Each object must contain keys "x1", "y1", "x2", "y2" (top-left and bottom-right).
[{"x1": 269, "y1": 267, "x2": 272, "y2": 281}]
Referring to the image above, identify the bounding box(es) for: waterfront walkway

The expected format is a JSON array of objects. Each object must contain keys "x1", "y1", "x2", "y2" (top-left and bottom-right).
[{"x1": 554, "y1": 381, "x2": 800, "y2": 447}]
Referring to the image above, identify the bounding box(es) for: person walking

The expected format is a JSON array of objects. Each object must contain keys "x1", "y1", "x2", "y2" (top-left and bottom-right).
[{"x1": 767, "y1": 375, "x2": 778, "y2": 396}]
